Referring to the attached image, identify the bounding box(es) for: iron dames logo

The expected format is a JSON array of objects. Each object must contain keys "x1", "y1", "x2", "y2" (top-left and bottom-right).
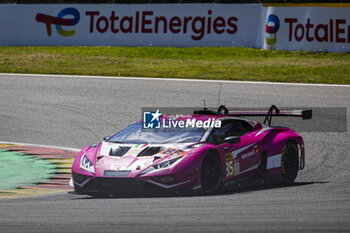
[
  {"x1": 36, "y1": 8, "x2": 80, "y2": 37},
  {"x1": 265, "y1": 14, "x2": 280, "y2": 45}
]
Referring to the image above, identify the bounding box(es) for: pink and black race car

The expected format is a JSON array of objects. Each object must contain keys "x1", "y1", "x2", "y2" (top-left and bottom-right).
[{"x1": 70, "y1": 105, "x2": 312, "y2": 196}]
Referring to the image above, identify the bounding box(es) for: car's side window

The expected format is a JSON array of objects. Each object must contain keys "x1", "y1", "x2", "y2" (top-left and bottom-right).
[
  {"x1": 238, "y1": 120, "x2": 254, "y2": 133},
  {"x1": 207, "y1": 119, "x2": 253, "y2": 145}
]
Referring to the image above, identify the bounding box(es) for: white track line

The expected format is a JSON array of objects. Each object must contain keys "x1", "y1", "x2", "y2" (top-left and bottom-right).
[
  {"x1": 1, "y1": 73, "x2": 349, "y2": 87},
  {"x1": 0, "y1": 140, "x2": 80, "y2": 152}
]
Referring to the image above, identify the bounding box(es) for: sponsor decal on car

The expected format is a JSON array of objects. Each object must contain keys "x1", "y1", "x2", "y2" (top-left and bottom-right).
[
  {"x1": 104, "y1": 170, "x2": 131, "y2": 177},
  {"x1": 234, "y1": 160, "x2": 240, "y2": 175},
  {"x1": 160, "y1": 148, "x2": 186, "y2": 157},
  {"x1": 241, "y1": 148, "x2": 258, "y2": 159}
]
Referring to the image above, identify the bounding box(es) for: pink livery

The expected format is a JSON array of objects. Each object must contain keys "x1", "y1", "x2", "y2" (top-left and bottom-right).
[{"x1": 70, "y1": 105, "x2": 311, "y2": 196}]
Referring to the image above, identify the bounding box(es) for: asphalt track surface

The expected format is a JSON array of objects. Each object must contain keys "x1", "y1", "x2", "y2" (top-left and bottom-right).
[{"x1": 0, "y1": 74, "x2": 349, "y2": 233}]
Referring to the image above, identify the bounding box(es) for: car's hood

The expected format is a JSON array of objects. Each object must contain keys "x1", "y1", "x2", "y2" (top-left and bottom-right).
[{"x1": 94, "y1": 141, "x2": 194, "y2": 177}]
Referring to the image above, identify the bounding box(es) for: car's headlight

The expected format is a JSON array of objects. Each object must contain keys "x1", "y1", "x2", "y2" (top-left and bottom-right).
[
  {"x1": 140, "y1": 157, "x2": 182, "y2": 175},
  {"x1": 80, "y1": 154, "x2": 95, "y2": 174},
  {"x1": 153, "y1": 157, "x2": 182, "y2": 169}
]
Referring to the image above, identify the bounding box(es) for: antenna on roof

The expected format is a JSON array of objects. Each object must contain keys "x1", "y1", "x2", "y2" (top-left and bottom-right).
[
  {"x1": 217, "y1": 83, "x2": 222, "y2": 107},
  {"x1": 202, "y1": 99, "x2": 207, "y2": 110}
]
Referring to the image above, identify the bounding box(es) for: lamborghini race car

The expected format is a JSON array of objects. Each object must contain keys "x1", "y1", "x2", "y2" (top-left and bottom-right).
[{"x1": 70, "y1": 105, "x2": 312, "y2": 196}]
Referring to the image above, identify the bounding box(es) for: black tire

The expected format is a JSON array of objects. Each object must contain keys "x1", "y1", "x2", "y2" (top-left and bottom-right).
[
  {"x1": 281, "y1": 141, "x2": 299, "y2": 185},
  {"x1": 201, "y1": 152, "x2": 222, "y2": 195}
]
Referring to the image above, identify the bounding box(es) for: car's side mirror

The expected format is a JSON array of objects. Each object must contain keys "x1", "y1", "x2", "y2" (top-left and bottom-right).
[
  {"x1": 223, "y1": 136, "x2": 241, "y2": 150},
  {"x1": 103, "y1": 136, "x2": 110, "y2": 141},
  {"x1": 224, "y1": 136, "x2": 241, "y2": 144}
]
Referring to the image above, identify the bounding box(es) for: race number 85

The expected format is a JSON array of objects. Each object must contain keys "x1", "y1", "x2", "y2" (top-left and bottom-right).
[{"x1": 226, "y1": 160, "x2": 234, "y2": 177}]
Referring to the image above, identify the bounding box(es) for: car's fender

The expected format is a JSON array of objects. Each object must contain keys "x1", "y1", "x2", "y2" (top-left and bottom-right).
[
  {"x1": 259, "y1": 128, "x2": 305, "y2": 174},
  {"x1": 260, "y1": 128, "x2": 302, "y2": 155},
  {"x1": 169, "y1": 144, "x2": 225, "y2": 190}
]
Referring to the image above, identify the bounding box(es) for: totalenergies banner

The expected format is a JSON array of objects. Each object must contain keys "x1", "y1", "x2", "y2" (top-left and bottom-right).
[
  {"x1": 0, "y1": 4, "x2": 349, "y2": 52},
  {"x1": 262, "y1": 6, "x2": 350, "y2": 52},
  {"x1": 0, "y1": 4, "x2": 260, "y2": 47}
]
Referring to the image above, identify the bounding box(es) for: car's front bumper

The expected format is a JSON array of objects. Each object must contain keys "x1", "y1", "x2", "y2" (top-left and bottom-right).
[{"x1": 71, "y1": 172, "x2": 196, "y2": 196}]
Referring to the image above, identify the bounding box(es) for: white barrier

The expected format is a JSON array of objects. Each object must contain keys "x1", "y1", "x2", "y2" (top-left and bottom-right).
[
  {"x1": 0, "y1": 4, "x2": 349, "y2": 52},
  {"x1": 0, "y1": 4, "x2": 261, "y2": 47}
]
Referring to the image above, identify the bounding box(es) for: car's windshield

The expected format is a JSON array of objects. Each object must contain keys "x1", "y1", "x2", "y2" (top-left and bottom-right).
[{"x1": 107, "y1": 121, "x2": 206, "y2": 144}]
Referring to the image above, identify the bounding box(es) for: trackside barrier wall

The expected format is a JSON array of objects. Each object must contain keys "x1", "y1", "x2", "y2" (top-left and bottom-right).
[
  {"x1": 0, "y1": 4, "x2": 349, "y2": 52},
  {"x1": 262, "y1": 5, "x2": 350, "y2": 52}
]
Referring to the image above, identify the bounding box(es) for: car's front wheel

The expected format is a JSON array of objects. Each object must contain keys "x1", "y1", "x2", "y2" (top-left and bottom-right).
[
  {"x1": 201, "y1": 152, "x2": 222, "y2": 195},
  {"x1": 281, "y1": 141, "x2": 299, "y2": 185}
]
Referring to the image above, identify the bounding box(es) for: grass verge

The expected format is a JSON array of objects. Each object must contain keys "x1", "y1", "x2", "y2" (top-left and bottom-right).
[{"x1": 0, "y1": 46, "x2": 349, "y2": 84}]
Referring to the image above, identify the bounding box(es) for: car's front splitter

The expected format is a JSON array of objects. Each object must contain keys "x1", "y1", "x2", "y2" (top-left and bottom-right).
[{"x1": 72, "y1": 173, "x2": 197, "y2": 196}]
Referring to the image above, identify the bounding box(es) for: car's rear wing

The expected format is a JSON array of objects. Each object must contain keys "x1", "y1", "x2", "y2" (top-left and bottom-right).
[{"x1": 194, "y1": 105, "x2": 312, "y2": 126}]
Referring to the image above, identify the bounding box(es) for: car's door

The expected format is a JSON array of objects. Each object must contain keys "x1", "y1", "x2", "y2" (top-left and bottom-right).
[{"x1": 207, "y1": 119, "x2": 260, "y2": 179}]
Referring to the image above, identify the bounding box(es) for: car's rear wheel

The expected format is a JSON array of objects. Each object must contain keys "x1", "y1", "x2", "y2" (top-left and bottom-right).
[
  {"x1": 201, "y1": 152, "x2": 222, "y2": 195},
  {"x1": 281, "y1": 141, "x2": 299, "y2": 185}
]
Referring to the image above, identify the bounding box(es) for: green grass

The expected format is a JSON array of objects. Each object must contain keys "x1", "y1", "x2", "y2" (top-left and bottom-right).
[{"x1": 0, "y1": 46, "x2": 349, "y2": 84}]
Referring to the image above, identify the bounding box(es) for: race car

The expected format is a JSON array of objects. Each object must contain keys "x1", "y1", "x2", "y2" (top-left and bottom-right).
[{"x1": 70, "y1": 105, "x2": 312, "y2": 196}]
